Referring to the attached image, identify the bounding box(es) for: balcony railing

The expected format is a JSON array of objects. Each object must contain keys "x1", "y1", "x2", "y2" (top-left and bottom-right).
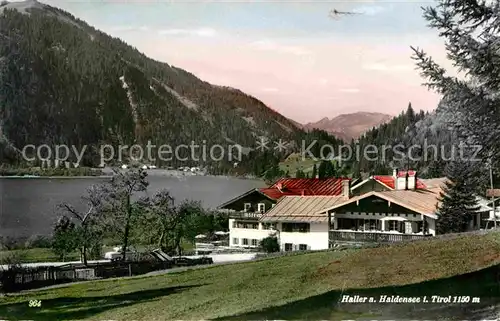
[
  {"x1": 329, "y1": 230, "x2": 433, "y2": 244},
  {"x1": 229, "y1": 211, "x2": 263, "y2": 220}
]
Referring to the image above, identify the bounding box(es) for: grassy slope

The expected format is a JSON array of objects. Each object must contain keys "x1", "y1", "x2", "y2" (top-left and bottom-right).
[
  {"x1": 279, "y1": 153, "x2": 318, "y2": 177},
  {"x1": 2, "y1": 232, "x2": 500, "y2": 320}
]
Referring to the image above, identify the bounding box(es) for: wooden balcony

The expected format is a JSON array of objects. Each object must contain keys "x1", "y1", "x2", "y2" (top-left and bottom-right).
[
  {"x1": 329, "y1": 230, "x2": 433, "y2": 245},
  {"x1": 228, "y1": 211, "x2": 264, "y2": 220}
]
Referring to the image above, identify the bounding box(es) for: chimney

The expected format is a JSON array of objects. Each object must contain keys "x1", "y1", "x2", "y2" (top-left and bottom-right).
[
  {"x1": 395, "y1": 169, "x2": 406, "y2": 190},
  {"x1": 393, "y1": 168, "x2": 398, "y2": 178},
  {"x1": 342, "y1": 179, "x2": 350, "y2": 199},
  {"x1": 405, "y1": 171, "x2": 409, "y2": 190},
  {"x1": 407, "y1": 170, "x2": 416, "y2": 190}
]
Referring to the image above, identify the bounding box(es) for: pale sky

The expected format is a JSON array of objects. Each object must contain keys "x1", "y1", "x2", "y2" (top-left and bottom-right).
[{"x1": 40, "y1": 0, "x2": 449, "y2": 123}]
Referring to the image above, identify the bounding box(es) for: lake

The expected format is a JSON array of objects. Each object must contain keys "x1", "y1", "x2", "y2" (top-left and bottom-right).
[{"x1": 0, "y1": 172, "x2": 266, "y2": 237}]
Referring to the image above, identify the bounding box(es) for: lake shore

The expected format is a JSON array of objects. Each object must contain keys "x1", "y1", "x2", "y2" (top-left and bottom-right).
[
  {"x1": 0, "y1": 168, "x2": 259, "y2": 180},
  {"x1": 0, "y1": 175, "x2": 112, "y2": 179},
  {"x1": 1, "y1": 175, "x2": 266, "y2": 237}
]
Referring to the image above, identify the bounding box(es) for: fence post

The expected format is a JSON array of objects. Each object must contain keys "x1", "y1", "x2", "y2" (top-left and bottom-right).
[{"x1": 128, "y1": 264, "x2": 132, "y2": 277}]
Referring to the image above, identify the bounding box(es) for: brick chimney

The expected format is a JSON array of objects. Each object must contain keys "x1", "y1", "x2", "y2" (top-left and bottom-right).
[{"x1": 342, "y1": 179, "x2": 350, "y2": 199}]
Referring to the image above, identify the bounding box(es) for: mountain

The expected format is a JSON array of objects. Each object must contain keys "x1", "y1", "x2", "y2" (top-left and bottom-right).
[
  {"x1": 0, "y1": 0, "x2": 305, "y2": 172},
  {"x1": 303, "y1": 112, "x2": 393, "y2": 141}
]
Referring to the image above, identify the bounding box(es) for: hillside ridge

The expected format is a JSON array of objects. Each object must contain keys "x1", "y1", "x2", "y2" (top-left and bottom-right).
[{"x1": 0, "y1": 0, "x2": 306, "y2": 172}]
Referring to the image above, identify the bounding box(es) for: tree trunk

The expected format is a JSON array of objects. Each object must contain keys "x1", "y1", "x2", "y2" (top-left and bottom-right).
[
  {"x1": 122, "y1": 195, "x2": 132, "y2": 261},
  {"x1": 80, "y1": 246, "x2": 88, "y2": 265},
  {"x1": 174, "y1": 235, "x2": 182, "y2": 256},
  {"x1": 83, "y1": 245, "x2": 87, "y2": 266},
  {"x1": 157, "y1": 231, "x2": 165, "y2": 249}
]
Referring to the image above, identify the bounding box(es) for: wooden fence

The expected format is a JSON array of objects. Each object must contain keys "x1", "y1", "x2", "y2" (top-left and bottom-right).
[{"x1": 0, "y1": 260, "x2": 175, "y2": 292}]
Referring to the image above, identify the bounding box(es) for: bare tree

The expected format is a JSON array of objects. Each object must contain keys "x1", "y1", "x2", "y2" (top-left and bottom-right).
[
  {"x1": 144, "y1": 189, "x2": 181, "y2": 250},
  {"x1": 142, "y1": 190, "x2": 210, "y2": 255},
  {"x1": 104, "y1": 167, "x2": 149, "y2": 261},
  {"x1": 59, "y1": 184, "x2": 108, "y2": 265}
]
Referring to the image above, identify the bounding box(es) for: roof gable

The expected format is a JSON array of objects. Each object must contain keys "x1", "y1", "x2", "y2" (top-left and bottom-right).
[
  {"x1": 217, "y1": 188, "x2": 275, "y2": 209},
  {"x1": 318, "y1": 190, "x2": 441, "y2": 219},
  {"x1": 260, "y1": 195, "x2": 344, "y2": 223}
]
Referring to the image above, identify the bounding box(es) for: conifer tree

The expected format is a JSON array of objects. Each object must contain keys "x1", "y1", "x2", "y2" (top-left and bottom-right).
[
  {"x1": 437, "y1": 162, "x2": 480, "y2": 234},
  {"x1": 295, "y1": 169, "x2": 306, "y2": 178},
  {"x1": 318, "y1": 160, "x2": 337, "y2": 179},
  {"x1": 412, "y1": 0, "x2": 500, "y2": 162}
]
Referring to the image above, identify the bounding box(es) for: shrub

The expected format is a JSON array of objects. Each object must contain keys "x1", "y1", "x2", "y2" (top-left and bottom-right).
[{"x1": 259, "y1": 236, "x2": 279, "y2": 253}]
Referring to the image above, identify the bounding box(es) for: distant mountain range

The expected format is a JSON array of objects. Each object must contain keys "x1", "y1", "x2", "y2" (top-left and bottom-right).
[
  {"x1": 0, "y1": 0, "x2": 305, "y2": 169},
  {"x1": 301, "y1": 112, "x2": 393, "y2": 141}
]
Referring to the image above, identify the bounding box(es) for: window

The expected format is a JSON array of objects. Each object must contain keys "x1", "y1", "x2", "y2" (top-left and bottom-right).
[
  {"x1": 234, "y1": 221, "x2": 258, "y2": 229},
  {"x1": 251, "y1": 239, "x2": 258, "y2": 246},
  {"x1": 388, "y1": 220, "x2": 405, "y2": 233},
  {"x1": 262, "y1": 223, "x2": 276, "y2": 230},
  {"x1": 242, "y1": 238, "x2": 249, "y2": 245},
  {"x1": 415, "y1": 221, "x2": 423, "y2": 233},
  {"x1": 299, "y1": 244, "x2": 307, "y2": 251},
  {"x1": 244, "y1": 203, "x2": 251, "y2": 212},
  {"x1": 284, "y1": 243, "x2": 293, "y2": 251},
  {"x1": 282, "y1": 223, "x2": 310, "y2": 232},
  {"x1": 337, "y1": 218, "x2": 381, "y2": 231},
  {"x1": 232, "y1": 238, "x2": 239, "y2": 245},
  {"x1": 257, "y1": 203, "x2": 266, "y2": 213}
]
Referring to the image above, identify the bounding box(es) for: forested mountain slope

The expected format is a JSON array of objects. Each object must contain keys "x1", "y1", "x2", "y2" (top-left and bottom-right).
[{"x1": 0, "y1": 1, "x2": 307, "y2": 172}]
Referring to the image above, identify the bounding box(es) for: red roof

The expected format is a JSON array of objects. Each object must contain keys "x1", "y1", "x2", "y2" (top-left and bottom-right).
[
  {"x1": 373, "y1": 175, "x2": 427, "y2": 189},
  {"x1": 259, "y1": 178, "x2": 351, "y2": 200}
]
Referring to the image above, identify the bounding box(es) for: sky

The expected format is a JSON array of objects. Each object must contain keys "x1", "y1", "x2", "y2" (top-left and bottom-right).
[{"x1": 39, "y1": 0, "x2": 451, "y2": 123}]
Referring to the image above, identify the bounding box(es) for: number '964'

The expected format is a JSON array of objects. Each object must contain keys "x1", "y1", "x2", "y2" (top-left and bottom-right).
[{"x1": 28, "y1": 300, "x2": 41, "y2": 308}]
